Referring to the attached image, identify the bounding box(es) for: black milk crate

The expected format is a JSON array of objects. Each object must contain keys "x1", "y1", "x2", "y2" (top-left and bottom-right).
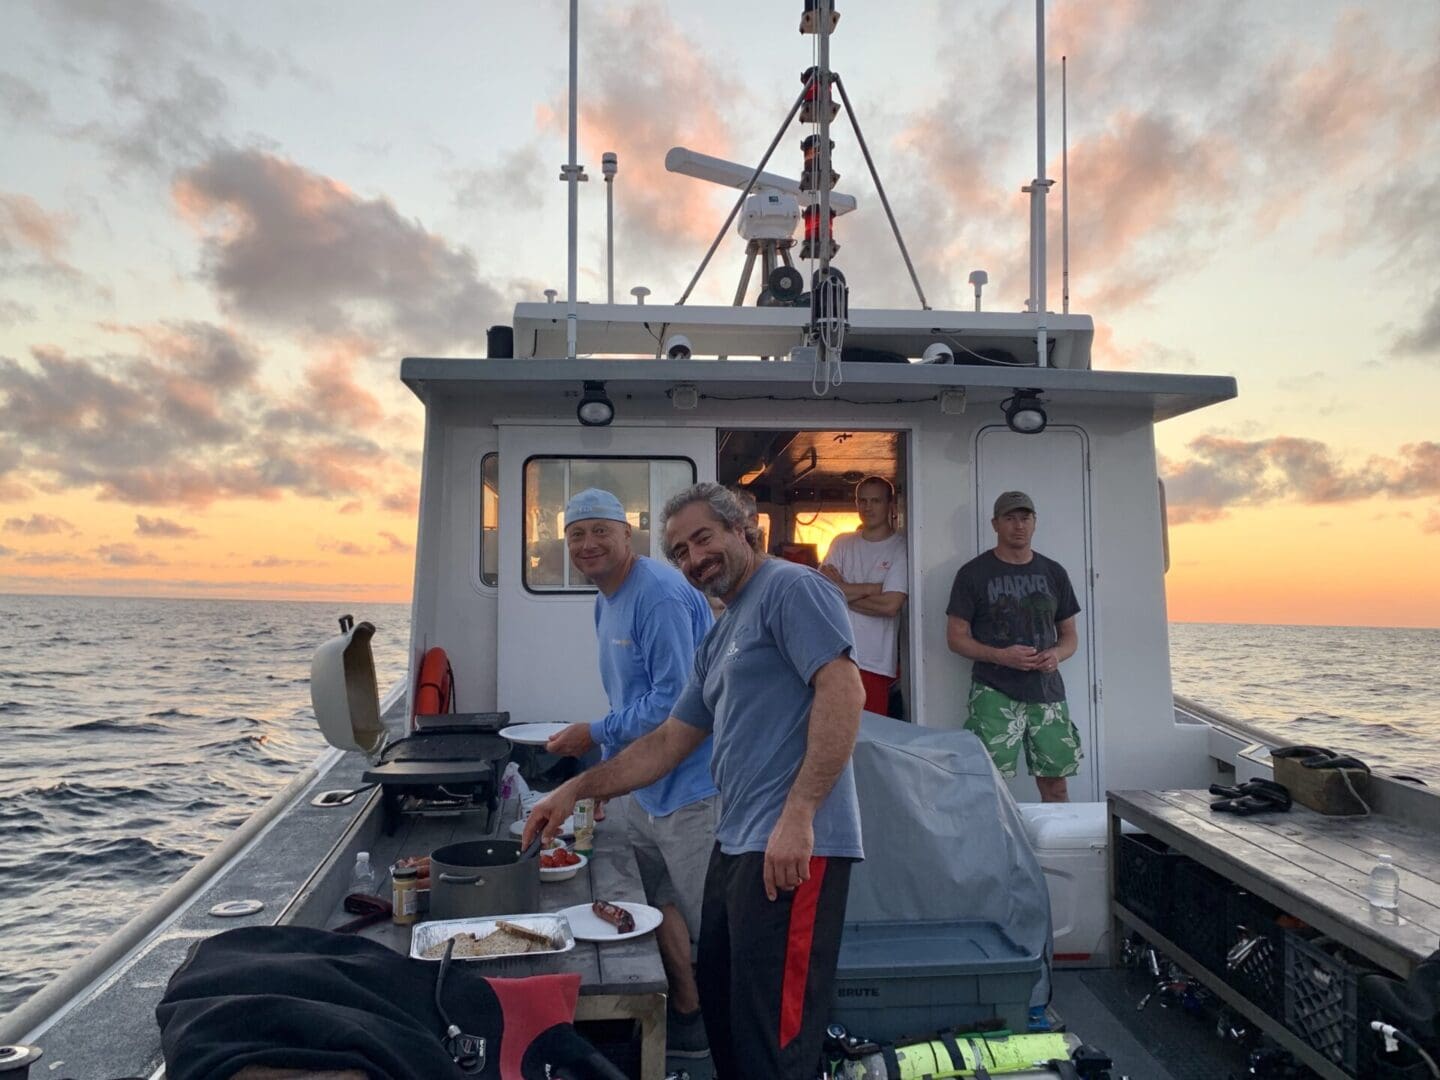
[
  {"x1": 1115, "y1": 832, "x2": 1186, "y2": 934},
  {"x1": 1285, "y1": 933, "x2": 1367, "y2": 1073},
  {"x1": 1222, "y1": 889, "x2": 1286, "y2": 1019},
  {"x1": 1170, "y1": 859, "x2": 1230, "y2": 973}
]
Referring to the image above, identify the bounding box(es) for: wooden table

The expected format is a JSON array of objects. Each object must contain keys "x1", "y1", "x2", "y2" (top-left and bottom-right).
[
  {"x1": 344, "y1": 799, "x2": 669, "y2": 1080},
  {"x1": 1108, "y1": 789, "x2": 1440, "y2": 1080}
]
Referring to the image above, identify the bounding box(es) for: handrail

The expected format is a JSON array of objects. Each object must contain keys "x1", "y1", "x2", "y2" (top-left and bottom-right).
[{"x1": 1174, "y1": 692, "x2": 1291, "y2": 748}]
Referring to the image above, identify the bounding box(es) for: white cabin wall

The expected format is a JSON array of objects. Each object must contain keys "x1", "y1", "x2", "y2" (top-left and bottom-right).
[
  {"x1": 1085, "y1": 413, "x2": 1211, "y2": 792},
  {"x1": 407, "y1": 398, "x2": 500, "y2": 714}
]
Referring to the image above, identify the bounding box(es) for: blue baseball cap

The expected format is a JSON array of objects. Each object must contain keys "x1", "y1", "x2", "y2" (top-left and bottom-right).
[{"x1": 563, "y1": 488, "x2": 628, "y2": 528}]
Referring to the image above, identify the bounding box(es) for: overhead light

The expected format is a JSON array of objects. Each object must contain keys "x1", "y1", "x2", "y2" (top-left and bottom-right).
[
  {"x1": 1003, "y1": 389, "x2": 1047, "y2": 434},
  {"x1": 670, "y1": 384, "x2": 699, "y2": 410},
  {"x1": 663, "y1": 334, "x2": 693, "y2": 360},
  {"x1": 576, "y1": 381, "x2": 614, "y2": 426}
]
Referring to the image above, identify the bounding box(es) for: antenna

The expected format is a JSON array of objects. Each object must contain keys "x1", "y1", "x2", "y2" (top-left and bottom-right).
[
  {"x1": 1062, "y1": 55, "x2": 1069, "y2": 315},
  {"x1": 1021, "y1": 0, "x2": 1053, "y2": 367},
  {"x1": 560, "y1": 0, "x2": 589, "y2": 358},
  {"x1": 603, "y1": 152, "x2": 617, "y2": 305}
]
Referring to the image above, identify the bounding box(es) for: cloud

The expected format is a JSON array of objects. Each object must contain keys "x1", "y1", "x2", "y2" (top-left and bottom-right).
[
  {"x1": 0, "y1": 320, "x2": 404, "y2": 508},
  {"x1": 174, "y1": 147, "x2": 506, "y2": 352},
  {"x1": 251, "y1": 555, "x2": 320, "y2": 568},
  {"x1": 28, "y1": 0, "x2": 307, "y2": 176},
  {"x1": 379, "y1": 530, "x2": 413, "y2": 554},
  {"x1": 1424, "y1": 511, "x2": 1440, "y2": 535},
  {"x1": 0, "y1": 193, "x2": 85, "y2": 286},
  {"x1": 339, "y1": 500, "x2": 362, "y2": 515},
  {"x1": 0, "y1": 73, "x2": 50, "y2": 125},
  {"x1": 536, "y1": 0, "x2": 741, "y2": 265},
  {"x1": 0, "y1": 544, "x2": 12, "y2": 556},
  {"x1": 134, "y1": 514, "x2": 198, "y2": 538},
  {"x1": 1359, "y1": 175, "x2": 1440, "y2": 358},
  {"x1": 323, "y1": 539, "x2": 369, "y2": 557},
  {"x1": 1163, "y1": 436, "x2": 1440, "y2": 524},
  {"x1": 3, "y1": 513, "x2": 75, "y2": 536},
  {"x1": 452, "y1": 145, "x2": 546, "y2": 213},
  {"x1": 380, "y1": 485, "x2": 419, "y2": 515},
  {"x1": 95, "y1": 542, "x2": 164, "y2": 566},
  {"x1": 11, "y1": 550, "x2": 85, "y2": 565}
]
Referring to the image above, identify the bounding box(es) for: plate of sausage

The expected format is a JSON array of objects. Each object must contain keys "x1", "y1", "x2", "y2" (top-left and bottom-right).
[{"x1": 558, "y1": 900, "x2": 662, "y2": 942}]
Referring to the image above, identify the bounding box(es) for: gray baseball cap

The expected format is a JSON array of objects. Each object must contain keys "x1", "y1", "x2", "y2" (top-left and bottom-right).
[
  {"x1": 993, "y1": 490, "x2": 1036, "y2": 517},
  {"x1": 563, "y1": 488, "x2": 628, "y2": 528}
]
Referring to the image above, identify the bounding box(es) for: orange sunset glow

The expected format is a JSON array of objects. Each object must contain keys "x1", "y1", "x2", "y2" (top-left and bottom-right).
[{"x1": 1, "y1": 3, "x2": 1437, "y2": 626}]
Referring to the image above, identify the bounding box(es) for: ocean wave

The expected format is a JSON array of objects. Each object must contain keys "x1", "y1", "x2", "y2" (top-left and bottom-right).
[
  {"x1": 66, "y1": 717, "x2": 174, "y2": 735},
  {"x1": 145, "y1": 707, "x2": 201, "y2": 720}
]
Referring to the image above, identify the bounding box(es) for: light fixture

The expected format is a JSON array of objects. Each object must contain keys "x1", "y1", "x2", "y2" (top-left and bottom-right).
[
  {"x1": 670, "y1": 384, "x2": 699, "y2": 410},
  {"x1": 576, "y1": 381, "x2": 614, "y2": 426},
  {"x1": 1002, "y1": 389, "x2": 1047, "y2": 434},
  {"x1": 663, "y1": 334, "x2": 693, "y2": 360}
]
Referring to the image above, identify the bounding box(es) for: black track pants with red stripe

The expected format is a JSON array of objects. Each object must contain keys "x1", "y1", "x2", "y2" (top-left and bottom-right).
[{"x1": 696, "y1": 846, "x2": 854, "y2": 1079}]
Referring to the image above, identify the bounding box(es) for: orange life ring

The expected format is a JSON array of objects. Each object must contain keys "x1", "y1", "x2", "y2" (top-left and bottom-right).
[{"x1": 413, "y1": 646, "x2": 454, "y2": 720}]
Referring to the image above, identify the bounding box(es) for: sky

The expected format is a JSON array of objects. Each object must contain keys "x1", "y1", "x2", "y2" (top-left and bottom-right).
[{"x1": 0, "y1": 1, "x2": 1437, "y2": 627}]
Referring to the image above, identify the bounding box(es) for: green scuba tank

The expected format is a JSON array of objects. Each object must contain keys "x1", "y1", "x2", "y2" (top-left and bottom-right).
[{"x1": 834, "y1": 1032, "x2": 1075, "y2": 1078}]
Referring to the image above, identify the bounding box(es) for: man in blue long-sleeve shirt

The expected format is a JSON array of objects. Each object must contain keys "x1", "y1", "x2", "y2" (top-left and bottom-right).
[{"x1": 545, "y1": 488, "x2": 717, "y2": 1057}]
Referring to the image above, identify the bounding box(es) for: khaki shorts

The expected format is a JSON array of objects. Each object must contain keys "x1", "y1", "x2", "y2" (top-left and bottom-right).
[
  {"x1": 623, "y1": 793, "x2": 719, "y2": 948},
  {"x1": 966, "y1": 681, "x2": 1082, "y2": 779}
]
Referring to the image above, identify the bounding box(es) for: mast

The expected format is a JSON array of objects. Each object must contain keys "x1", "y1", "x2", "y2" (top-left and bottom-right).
[
  {"x1": 1062, "y1": 54, "x2": 1069, "y2": 315},
  {"x1": 1024, "y1": 0, "x2": 1053, "y2": 367}
]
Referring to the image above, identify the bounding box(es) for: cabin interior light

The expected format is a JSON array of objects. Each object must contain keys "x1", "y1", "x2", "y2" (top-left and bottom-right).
[
  {"x1": 576, "y1": 381, "x2": 614, "y2": 426},
  {"x1": 670, "y1": 384, "x2": 699, "y2": 410},
  {"x1": 1003, "y1": 389, "x2": 1047, "y2": 434}
]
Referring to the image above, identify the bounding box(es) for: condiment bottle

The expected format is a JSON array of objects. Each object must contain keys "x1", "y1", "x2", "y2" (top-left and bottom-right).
[
  {"x1": 392, "y1": 865, "x2": 420, "y2": 926},
  {"x1": 573, "y1": 798, "x2": 595, "y2": 857}
]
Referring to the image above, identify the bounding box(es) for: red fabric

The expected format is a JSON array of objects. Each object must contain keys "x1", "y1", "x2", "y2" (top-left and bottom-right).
[
  {"x1": 858, "y1": 669, "x2": 894, "y2": 716},
  {"x1": 778, "y1": 856, "x2": 828, "y2": 1049},
  {"x1": 486, "y1": 972, "x2": 581, "y2": 1079}
]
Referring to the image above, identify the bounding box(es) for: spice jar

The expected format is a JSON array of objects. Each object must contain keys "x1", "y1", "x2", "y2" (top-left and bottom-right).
[
  {"x1": 391, "y1": 865, "x2": 420, "y2": 926},
  {"x1": 573, "y1": 798, "x2": 595, "y2": 857}
]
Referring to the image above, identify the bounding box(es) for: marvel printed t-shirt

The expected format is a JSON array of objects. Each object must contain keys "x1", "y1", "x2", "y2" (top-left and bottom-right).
[
  {"x1": 672, "y1": 559, "x2": 864, "y2": 859},
  {"x1": 590, "y1": 556, "x2": 718, "y2": 817},
  {"x1": 822, "y1": 531, "x2": 908, "y2": 678},
  {"x1": 946, "y1": 550, "x2": 1079, "y2": 704}
]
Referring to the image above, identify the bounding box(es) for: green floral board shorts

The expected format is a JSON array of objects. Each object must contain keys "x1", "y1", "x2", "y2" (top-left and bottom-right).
[{"x1": 965, "y1": 681, "x2": 1082, "y2": 779}]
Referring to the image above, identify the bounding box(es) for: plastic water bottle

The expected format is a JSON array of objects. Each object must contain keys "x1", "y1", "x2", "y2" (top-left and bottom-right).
[
  {"x1": 348, "y1": 851, "x2": 377, "y2": 896},
  {"x1": 1367, "y1": 853, "x2": 1400, "y2": 911}
]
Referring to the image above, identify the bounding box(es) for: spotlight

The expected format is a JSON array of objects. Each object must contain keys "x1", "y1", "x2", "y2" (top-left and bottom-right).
[
  {"x1": 663, "y1": 334, "x2": 693, "y2": 360},
  {"x1": 1002, "y1": 389, "x2": 1047, "y2": 434},
  {"x1": 921, "y1": 342, "x2": 954, "y2": 364},
  {"x1": 577, "y1": 381, "x2": 614, "y2": 426}
]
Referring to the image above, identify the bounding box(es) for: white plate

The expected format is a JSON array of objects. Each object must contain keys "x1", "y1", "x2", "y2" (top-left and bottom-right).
[
  {"x1": 558, "y1": 901, "x2": 663, "y2": 942},
  {"x1": 510, "y1": 816, "x2": 574, "y2": 839},
  {"x1": 539, "y1": 850, "x2": 588, "y2": 883},
  {"x1": 499, "y1": 723, "x2": 570, "y2": 746}
]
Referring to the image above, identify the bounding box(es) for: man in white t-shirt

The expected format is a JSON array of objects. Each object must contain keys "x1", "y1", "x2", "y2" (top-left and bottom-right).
[{"x1": 820, "y1": 476, "x2": 908, "y2": 716}]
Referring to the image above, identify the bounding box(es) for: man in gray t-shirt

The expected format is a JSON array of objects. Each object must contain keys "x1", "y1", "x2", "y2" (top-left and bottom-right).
[{"x1": 525, "y1": 483, "x2": 865, "y2": 1079}]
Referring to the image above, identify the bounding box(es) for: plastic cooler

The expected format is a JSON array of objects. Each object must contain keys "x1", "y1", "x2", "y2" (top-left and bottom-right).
[
  {"x1": 830, "y1": 919, "x2": 1043, "y2": 1042},
  {"x1": 1018, "y1": 802, "x2": 1133, "y2": 966}
]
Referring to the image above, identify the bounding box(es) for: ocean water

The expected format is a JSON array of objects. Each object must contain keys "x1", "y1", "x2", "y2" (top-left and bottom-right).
[{"x1": 1, "y1": 595, "x2": 1436, "y2": 1023}]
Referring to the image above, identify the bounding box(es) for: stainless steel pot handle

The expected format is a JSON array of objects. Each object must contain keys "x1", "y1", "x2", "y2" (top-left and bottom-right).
[{"x1": 438, "y1": 872, "x2": 487, "y2": 886}]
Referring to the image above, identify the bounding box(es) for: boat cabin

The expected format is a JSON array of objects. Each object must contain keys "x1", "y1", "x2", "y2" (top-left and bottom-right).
[{"x1": 399, "y1": 328, "x2": 1235, "y2": 806}]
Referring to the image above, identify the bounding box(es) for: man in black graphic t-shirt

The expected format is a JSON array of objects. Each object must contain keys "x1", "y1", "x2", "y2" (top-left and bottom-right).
[{"x1": 946, "y1": 491, "x2": 1081, "y2": 802}]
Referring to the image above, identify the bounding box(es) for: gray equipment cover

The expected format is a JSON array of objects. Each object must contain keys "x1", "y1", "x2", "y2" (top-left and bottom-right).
[{"x1": 847, "y1": 715, "x2": 1053, "y2": 1006}]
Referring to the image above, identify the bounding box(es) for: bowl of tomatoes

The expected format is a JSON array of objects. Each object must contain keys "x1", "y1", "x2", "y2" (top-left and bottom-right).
[{"x1": 538, "y1": 846, "x2": 588, "y2": 883}]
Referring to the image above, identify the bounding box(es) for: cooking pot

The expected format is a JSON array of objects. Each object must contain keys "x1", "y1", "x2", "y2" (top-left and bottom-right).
[{"x1": 430, "y1": 839, "x2": 540, "y2": 920}]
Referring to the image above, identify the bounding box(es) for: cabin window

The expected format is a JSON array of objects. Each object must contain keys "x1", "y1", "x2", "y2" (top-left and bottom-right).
[
  {"x1": 522, "y1": 456, "x2": 696, "y2": 592},
  {"x1": 480, "y1": 453, "x2": 499, "y2": 586}
]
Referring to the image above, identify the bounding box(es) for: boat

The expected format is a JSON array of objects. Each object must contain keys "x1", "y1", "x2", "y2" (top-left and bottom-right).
[{"x1": 4, "y1": 4, "x2": 1437, "y2": 1079}]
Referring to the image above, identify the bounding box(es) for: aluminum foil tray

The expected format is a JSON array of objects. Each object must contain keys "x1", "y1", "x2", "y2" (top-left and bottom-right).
[{"x1": 410, "y1": 914, "x2": 575, "y2": 962}]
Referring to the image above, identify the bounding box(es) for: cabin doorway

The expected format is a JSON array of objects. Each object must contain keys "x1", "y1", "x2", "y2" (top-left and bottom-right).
[
  {"x1": 975, "y1": 426, "x2": 1099, "y2": 802},
  {"x1": 716, "y1": 427, "x2": 913, "y2": 721}
]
